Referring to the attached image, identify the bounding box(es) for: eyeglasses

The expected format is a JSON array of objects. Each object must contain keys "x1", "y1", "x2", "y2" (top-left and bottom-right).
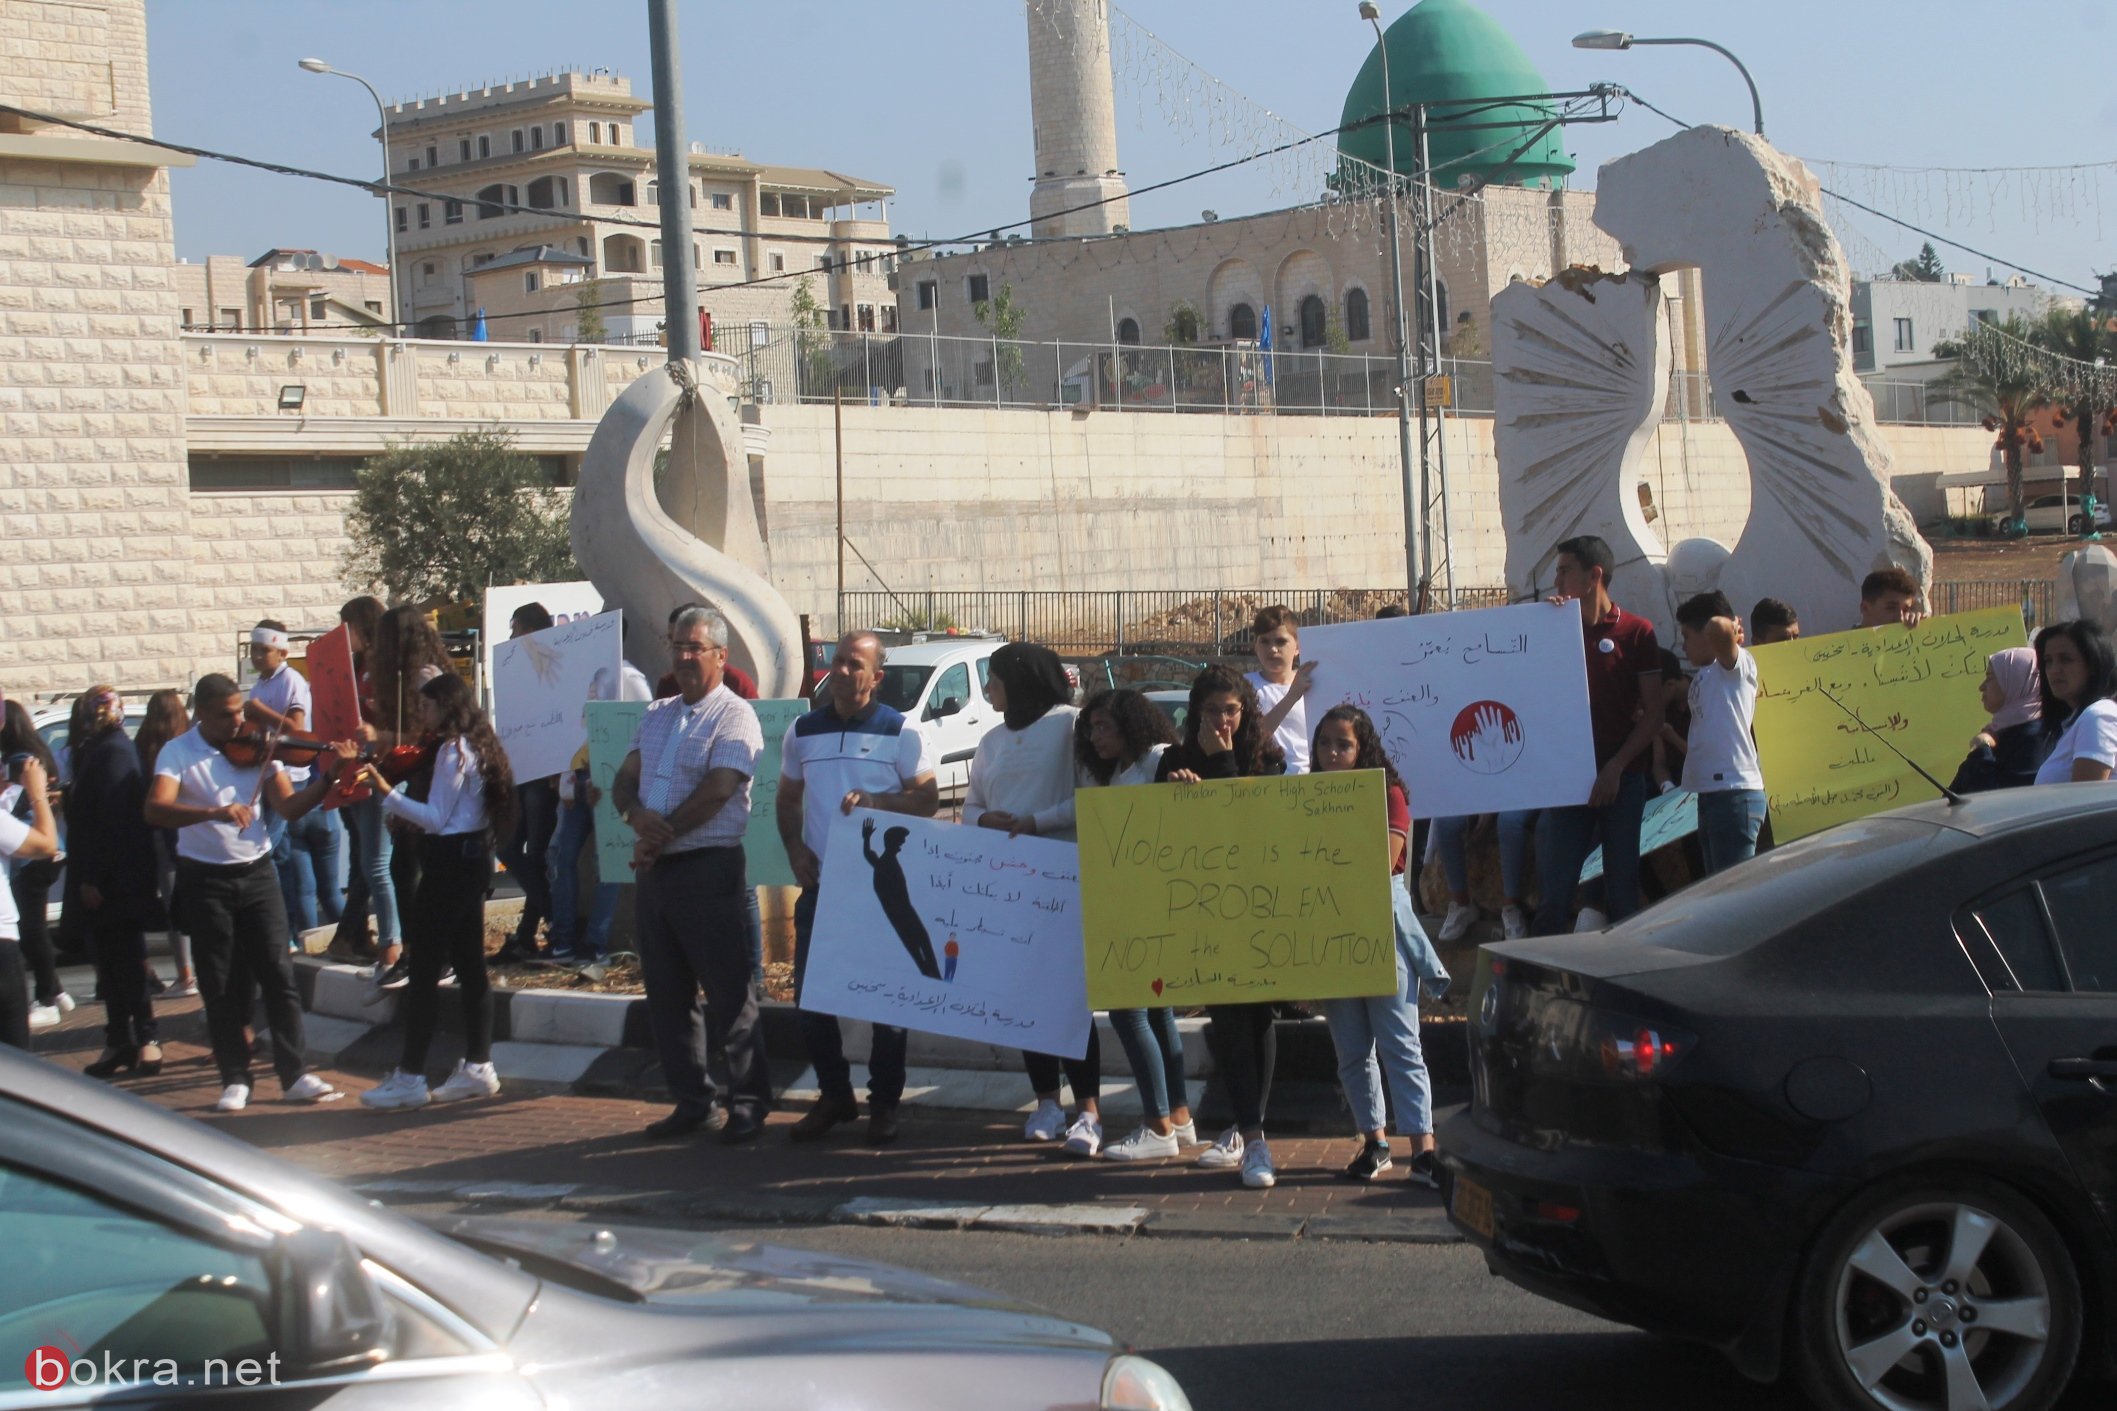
[{"x1": 669, "y1": 640, "x2": 725, "y2": 657}]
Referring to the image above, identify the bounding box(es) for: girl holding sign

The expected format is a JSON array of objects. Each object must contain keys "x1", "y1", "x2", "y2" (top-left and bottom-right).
[
  {"x1": 1310, "y1": 705, "x2": 1444, "y2": 1187},
  {"x1": 1075, "y1": 690, "x2": 1196, "y2": 1163},
  {"x1": 355, "y1": 673, "x2": 517, "y2": 1111},
  {"x1": 1156, "y1": 666, "x2": 1287, "y2": 1189}
]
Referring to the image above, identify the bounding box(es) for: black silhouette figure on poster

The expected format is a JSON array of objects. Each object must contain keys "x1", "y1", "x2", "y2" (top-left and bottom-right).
[
  {"x1": 1449, "y1": 699, "x2": 1525, "y2": 774},
  {"x1": 862, "y1": 818, "x2": 941, "y2": 979}
]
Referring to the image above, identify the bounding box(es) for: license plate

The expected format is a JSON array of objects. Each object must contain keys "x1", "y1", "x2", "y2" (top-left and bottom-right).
[{"x1": 1452, "y1": 1175, "x2": 1495, "y2": 1241}]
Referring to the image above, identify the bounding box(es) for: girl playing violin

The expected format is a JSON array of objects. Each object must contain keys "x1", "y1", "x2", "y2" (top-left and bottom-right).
[
  {"x1": 361, "y1": 605, "x2": 453, "y2": 992},
  {"x1": 352, "y1": 671, "x2": 517, "y2": 1111}
]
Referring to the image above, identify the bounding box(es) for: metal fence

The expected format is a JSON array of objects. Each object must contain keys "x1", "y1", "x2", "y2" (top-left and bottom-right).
[{"x1": 840, "y1": 580, "x2": 2057, "y2": 659}]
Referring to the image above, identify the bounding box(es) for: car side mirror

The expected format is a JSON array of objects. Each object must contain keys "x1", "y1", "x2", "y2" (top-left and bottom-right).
[
  {"x1": 271, "y1": 1228, "x2": 394, "y2": 1375},
  {"x1": 928, "y1": 695, "x2": 964, "y2": 720}
]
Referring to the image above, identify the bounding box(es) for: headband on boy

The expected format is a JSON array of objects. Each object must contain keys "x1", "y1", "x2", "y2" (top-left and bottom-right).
[{"x1": 250, "y1": 627, "x2": 290, "y2": 651}]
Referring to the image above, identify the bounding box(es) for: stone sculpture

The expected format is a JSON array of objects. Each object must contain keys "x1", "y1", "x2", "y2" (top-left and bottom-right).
[
  {"x1": 2056, "y1": 544, "x2": 2117, "y2": 637},
  {"x1": 1494, "y1": 126, "x2": 1933, "y2": 638},
  {"x1": 571, "y1": 360, "x2": 806, "y2": 697}
]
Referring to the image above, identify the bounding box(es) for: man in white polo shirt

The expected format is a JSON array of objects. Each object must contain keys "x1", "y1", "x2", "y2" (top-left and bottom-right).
[
  {"x1": 248, "y1": 619, "x2": 344, "y2": 948},
  {"x1": 778, "y1": 630, "x2": 939, "y2": 1146},
  {"x1": 145, "y1": 673, "x2": 344, "y2": 1111}
]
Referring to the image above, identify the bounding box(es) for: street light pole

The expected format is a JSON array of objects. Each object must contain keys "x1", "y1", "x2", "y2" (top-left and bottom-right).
[
  {"x1": 647, "y1": 0, "x2": 700, "y2": 362},
  {"x1": 297, "y1": 59, "x2": 399, "y2": 329},
  {"x1": 1361, "y1": 2, "x2": 1422, "y2": 609},
  {"x1": 1571, "y1": 30, "x2": 1764, "y2": 136}
]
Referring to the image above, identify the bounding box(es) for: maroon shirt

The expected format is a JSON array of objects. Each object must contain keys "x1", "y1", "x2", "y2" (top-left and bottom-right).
[{"x1": 1583, "y1": 605, "x2": 1663, "y2": 774}]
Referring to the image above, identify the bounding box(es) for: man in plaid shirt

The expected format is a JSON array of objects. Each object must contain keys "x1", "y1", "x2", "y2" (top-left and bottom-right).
[{"x1": 612, "y1": 605, "x2": 770, "y2": 1143}]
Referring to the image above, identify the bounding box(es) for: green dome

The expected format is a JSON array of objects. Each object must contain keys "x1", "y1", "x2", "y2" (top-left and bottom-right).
[{"x1": 1338, "y1": 0, "x2": 1574, "y2": 190}]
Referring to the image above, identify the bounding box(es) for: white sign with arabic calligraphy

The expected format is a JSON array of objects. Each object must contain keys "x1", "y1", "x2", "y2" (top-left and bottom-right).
[
  {"x1": 491, "y1": 609, "x2": 623, "y2": 782},
  {"x1": 803, "y1": 810, "x2": 1091, "y2": 1059},
  {"x1": 1301, "y1": 603, "x2": 1597, "y2": 818}
]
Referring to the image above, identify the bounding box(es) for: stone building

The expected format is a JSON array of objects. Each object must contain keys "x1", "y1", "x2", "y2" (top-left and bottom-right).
[
  {"x1": 372, "y1": 70, "x2": 898, "y2": 345},
  {"x1": 173, "y1": 248, "x2": 391, "y2": 333}
]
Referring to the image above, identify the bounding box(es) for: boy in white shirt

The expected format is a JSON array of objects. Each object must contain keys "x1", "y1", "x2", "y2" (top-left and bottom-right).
[
  {"x1": 1245, "y1": 604, "x2": 1313, "y2": 774},
  {"x1": 1675, "y1": 591, "x2": 1766, "y2": 875}
]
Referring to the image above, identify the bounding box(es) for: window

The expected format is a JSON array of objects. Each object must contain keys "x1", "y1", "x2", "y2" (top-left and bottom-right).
[
  {"x1": 714, "y1": 249, "x2": 737, "y2": 266},
  {"x1": 712, "y1": 191, "x2": 732, "y2": 211},
  {"x1": 511, "y1": 129, "x2": 524, "y2": 153},
  {"x1": 1894, "y1": 317, "x2": 1915, "y2": 352},
  {"x1": 588, "y1": 121, "x2": 601, "y2": 144},
  {"x1": 760, "y1": 193, "x2": 780, "y2": 217},
  {"x1": 646, "y1": 180, "x2": 659, "y2": 206},
  {"x1": 530, "y1": 125, "x2": 543, "y2": 151},
  {"x1": 425, "y1": 144, "x2": 437, "y2": 168},
  {"x1": 2042, "y1": 855, "x2": 2117, "y2": 991},
  {"x1": 476, "y1": 184, "x2": 504, "y2": 220},
  {"x1": 1300, "y1": 294, "x2": 1327, "y2": 348},
  {"x1": 309, "y1": 296, "x2": 327, "y2": 318},
  {"x1": 1345, "y1": 287, "x2": 1371, "y2": 342},
  {"x1": 927, "y1": 663, "x2": 971, "y2": 718},
  {"x1": 524, "y1": 272, "x2": 540, "y2": 293},
  {"x1": 883, "y1": 306, "x2": 898, "y2": 333},
  {"x1": 1230, "y1": 302, "x2": 1257, "y2": 341},
  {"x1": 422, "y1": 262, "x2": 437, "y2": 277},
  {"x1": 650, "y1": 240, "x2": 663, "y2": 268},
  {"x1": 917, "y1": 279, "x2": 937, "y2": 311},
  {"x1": 967, "y1": 273, "x2": 990, "y2": 305},
  {"x1": 552, "y1": 122, "x2": 565, "y2": 144},
  {"x1": 1972, "y1": 308, "x2": 1998, "y2": 327},
  {"x1": 217, "y1": 307, "x2": 239, "y2": 329},
  {"x1": 460, "y1": 138, "x2": 472, "y2": 162},
  {"x1": 416, "y1": 202, "x2": 430, "y2": 229},
  {"x1": 1852, "y1": 323, "x2": 1872, "y2": 357},
  {"x1": 1117, "y1": 318, "x2": 1140, "y2": 345},
  {"x1": 692, "y1": 244, "x2": 700, "y2": 270},
  {"x1": 689, "y1": 185, "x2": 697, "y2": 209},
  {"x1": 529, "y1": 329, "x2": 543, "y2": 343},
  {"x1": 577, "y1": 237, "x2": 590, "y2": 257},
  {"x1": 478, "y1": 134, "x2": 490, "y2": 159},
  {"x1": 406, "y1": 156, "x2": 419, "y2": 173},
  {"x1": 526, "y1": 176, "x2": 556, "y2": 210},
  {"x1": 471, "y1": 251, "x2": 495, "y2": 267},
  {"x1": 771, "y1": 253, "x2": 786, "y2": 272},
  {"x1": 0, "y1": 1161, "x2": 278, "y2": 1388},
  {"x1": 1968, "y1": 890, "x2": 2065, "y2": 992},
  {"x1": 180, "y1": 306, "x2": 194, "y2": 325},
  {"x1": 364, "y1": 300, "x2": 381, "y2": 313},
  {"x1": 858, "y1": 303, "x2": 876, "y2": 331},
  {"x1": 394, "y1": 206, "x2": 408, "y2": 233}
]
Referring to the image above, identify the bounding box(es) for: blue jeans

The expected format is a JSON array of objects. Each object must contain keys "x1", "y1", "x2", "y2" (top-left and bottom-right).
[
  {"x1": 1429, "y1": 810, "x2": 1535, "y2": 899},
  {"x1": 1109, "y1": 1006, "x2": 1187, "y2": 1122},
  {"x1": 1695, "y1": 788, "x2": 1766, "y2": 876},
  {"x1": 1533, "y1": 770, "x2": 1650, "y2": 935},
  {"x1": 548, "y1": 791, "x2": 620, "y2": 961},
  {"x1": 271, "y1": 805, "x2": 343, "y2": 941},
  {"x1": 1323, "y1": 877, "x2": 1436, "y2": 1136},
  {"x1": 793, "y1": 885, "x2": 906, "y2": 1108},
  {"x1": 340, "y1": 793, "x2": 399, "y2": 947}
]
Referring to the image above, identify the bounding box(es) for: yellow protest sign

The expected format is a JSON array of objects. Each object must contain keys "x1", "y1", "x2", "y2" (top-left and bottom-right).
[
  {"x1": 1075, "y1": 770, "x2": 1397, "y2": 1008},
  {"x1": 1752, "y1": 606, "x2": 2028, "y2": 842}
]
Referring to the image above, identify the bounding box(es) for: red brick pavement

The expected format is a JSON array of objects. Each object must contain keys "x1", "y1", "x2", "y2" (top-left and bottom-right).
[{"x1": 39, "y1": 1009, "x2": 1446, "y2": 1223}]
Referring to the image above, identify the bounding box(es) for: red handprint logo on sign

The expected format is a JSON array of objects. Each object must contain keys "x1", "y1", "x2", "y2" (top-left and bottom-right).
[{"x1": 1449, "y1": 700, "x2": 1524, "y2": 774}]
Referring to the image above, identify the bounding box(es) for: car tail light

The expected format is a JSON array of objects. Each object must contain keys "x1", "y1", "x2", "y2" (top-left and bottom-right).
[{"x1": 1526, "y1": 1000, "x2": 1695, "y2": 1085}]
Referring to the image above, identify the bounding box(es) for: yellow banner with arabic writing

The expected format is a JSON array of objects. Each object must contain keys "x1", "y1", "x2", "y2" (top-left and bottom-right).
[{"x1": 1752, "y1": 607, "x2": 2028, "y2": 842}]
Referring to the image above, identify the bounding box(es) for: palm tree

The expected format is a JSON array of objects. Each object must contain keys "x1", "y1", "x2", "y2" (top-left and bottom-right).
[
  {"x1": 2033, "y1": 306, "x2": 2116, "y2": 531},
  {"x1": 1931, "y1": 314, "x2": 2054, "y2": 531}
]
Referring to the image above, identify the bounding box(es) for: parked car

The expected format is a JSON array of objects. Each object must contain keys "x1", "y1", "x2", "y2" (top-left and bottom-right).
[
  {"x1": 1441, "y1": 784, "x2": 2117, "y2": 1411},
  {"x1": 1145, "y1": 689, "x2": 1191, "y2": 737},
  {"x1": 0, "y1": 1047, "x2": 1190, "y2": 1409},
  {"x1": 821, "y1": 633, "x2": 1006, "y2": 797},
  {"x1": 29, "y1": 699, "x2": 149, "y2": 781},
  {"x1": 1990, "y1": 494, "x2": 2112, "y2": 536}
]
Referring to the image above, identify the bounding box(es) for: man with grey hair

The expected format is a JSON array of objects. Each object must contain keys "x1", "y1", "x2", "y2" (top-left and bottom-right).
[{"x1": 612, "y1": 604, "x2": 771, "y2": 1142}]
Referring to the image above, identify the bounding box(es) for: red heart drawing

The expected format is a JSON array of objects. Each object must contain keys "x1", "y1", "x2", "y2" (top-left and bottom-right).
[{"x1": 1150, "y1": 978, "x2": 1164, "y2": 997}]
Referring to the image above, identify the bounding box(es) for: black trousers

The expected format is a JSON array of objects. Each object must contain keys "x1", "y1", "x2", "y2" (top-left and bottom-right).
[
  {"x1": 399, "y1": 833, "x2": 494, "y2": 1074},
  {"x1": 639, "y1": 846, "x2": 772, "y2": 1119},
  {"x1": 0, "y1": 938, "x2": 27, "y2": 1048},
  {"x1": 10, "y1": 860, "x2": 61, "y2": 1003},
  {"x1": 1205, "y1": 1003, "x2": 1277, "y2": 1132},
  {"x1": 499, "y1": 781, "x2": 558, "y2": 946},
  {"x1": 1023, "y1": 1026, "x2": 1102, "y2": 1105},
  {"x1": 90, "y1": 908, "x2": 155, "y2": 1049},
  {"x1": 181, "y1": 856, "x2": 307, "y2": 1090}
]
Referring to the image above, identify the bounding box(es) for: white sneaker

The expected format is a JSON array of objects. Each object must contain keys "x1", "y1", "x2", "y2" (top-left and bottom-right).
[
  {"x1": 53, "y1": 992, "x2": 75, "y2": 1015},
  {"x1": 1574, "y1": 906, "x2": 1609, "y2": 934},
  {"x1": 26, "y1": 1003, "x2": 60, "y2": 1031},
  {"x1": 215, "y1": 1083, "x2": 251, "y2": 1112},
  {"x1": 1195, "y1": 1126, "x2": 1245, "y2": 1169},
  {"x1": 1023, "y1": 1097, "x2": 1066, "y2": 1142},
  {"x1": 1171, "y1": 1119, "x2": 1198, "y2": 1146},
  {"x1": 284, "y1": 1073, "x2": 343, "y2": 1104},
  {"x1": 431, "y1": 1059, "x2": 500, "y2": 1104},
  {"x1": 1501, "y1": 905, "x2": 1529, "y2": 940},
  {"x1": 1061, "y1": 1112, "x2": 1103, "y2": 1158},
  {"x1": 1438, "y1": 902, "x2": 1481, "y2": 943},
  {"x1": 359, "y1": 1069, "x2": 430, "y2": 1110},
  {"x1": 1240, "y1": 1137, "x2": 1278, "y2": 1189},
  {"x1": 1103, "y1": 1125, "x2": 1181, "y2": 1162}
]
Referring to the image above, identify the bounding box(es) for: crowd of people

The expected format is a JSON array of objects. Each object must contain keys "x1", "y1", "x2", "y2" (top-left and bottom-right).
[{"x1": 3, "y1": 538, "x2": 2115, "y2": 1189}]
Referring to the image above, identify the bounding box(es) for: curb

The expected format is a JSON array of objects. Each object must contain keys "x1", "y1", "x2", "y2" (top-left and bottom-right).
[{"x1": 352, "y1": 1176, "x2": 1464, "y2": 1244}]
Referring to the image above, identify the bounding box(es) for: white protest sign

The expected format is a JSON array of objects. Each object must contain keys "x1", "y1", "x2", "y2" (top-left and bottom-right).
[
  {"x1": 482, "y1": 581, "x2": 604, "y2": 699},
  {"x1": 803, "y1": 810, "x2": 1090, "y2": 1059},
  {"x1": 1302, "y1": 603, "x2": 1596, "y2": 818},
  {"x1": 492, "y1": 610, "x2": 623, "y2": 782}
]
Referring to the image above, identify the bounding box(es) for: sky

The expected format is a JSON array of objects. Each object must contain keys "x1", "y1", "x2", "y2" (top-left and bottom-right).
[{"x1": 143, "y1": 0, "x2": 2116, "y2": 295}]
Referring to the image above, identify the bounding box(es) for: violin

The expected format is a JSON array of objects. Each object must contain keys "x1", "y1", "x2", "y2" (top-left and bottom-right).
[
  {"x1": 329, "y1": 733, "x2": 441, "y2": 805},
  {"x1": 215, "y1": 699, "x2": 348, "y2": 771}
]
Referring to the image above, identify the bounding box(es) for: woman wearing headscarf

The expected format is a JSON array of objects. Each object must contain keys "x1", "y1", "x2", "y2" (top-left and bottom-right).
[
  {"x1": 959, "y1": 644, "x2": 1104, "y2": 1154},
  {"x1": 1950, "y1": 647, "x2": 2052, "y2": 795}
]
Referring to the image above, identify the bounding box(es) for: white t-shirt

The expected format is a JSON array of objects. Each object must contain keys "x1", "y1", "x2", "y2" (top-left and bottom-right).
[
  {"x1": 1247, "y1": 673, "x2": 1309, "y2": 774},
  {"x1": 2034, "y1": 699, "x2": 2117, "y2": 786},
  {"x1": 0, "y1": 809, "x2": 26, "y2": 939},
  {"x1": 154, "y1": 726, "x2": 283, "y2": 865},
  {"x1": 962, "y1": 706, "x2": 1080, "y2": 842},
  {"x1": 781, "y1": 703, "x2": 936, "y2": 859},
  {"x1": 1078, "y1": 743, "x2": 1168, "y2": 791},
  {"x1": 1682, "y1": 647, "x2": 1764, "y2": 793},
  {"x1": 249, "y1": 662, "x2": 315, "y2": 783}
]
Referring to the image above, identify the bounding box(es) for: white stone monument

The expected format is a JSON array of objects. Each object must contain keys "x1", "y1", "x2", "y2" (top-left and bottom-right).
[{"x1": 2057, "y1": 544, "x2": 2117, "y2": 636}]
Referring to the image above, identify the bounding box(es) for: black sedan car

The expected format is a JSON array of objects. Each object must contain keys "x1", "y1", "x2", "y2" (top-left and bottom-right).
[
  {"x1": 1440, "y1": 784, "x2": 2117, "y2": 1411},
  {"x1": 0, "y1": 1047, "x2": 1190, "y2": 1409}
]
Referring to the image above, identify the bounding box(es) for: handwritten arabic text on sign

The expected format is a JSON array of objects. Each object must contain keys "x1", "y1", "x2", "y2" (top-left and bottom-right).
[
  {"x1": 803, "y1": 811, "x2": 1091, "y2": 1058},
  {"x1": 1076, "y1": 771, "x2": 1396, "y2": 1008},
  {"x1": 1301, "y1": 604, "x2": 1596, "y2": 819},
  {"x1": 1752, "y1": 606, "x2": 2027, "y2": 842},
  {"x1": 583, "y1": 700, "x2": 648, "y2": 883}
]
